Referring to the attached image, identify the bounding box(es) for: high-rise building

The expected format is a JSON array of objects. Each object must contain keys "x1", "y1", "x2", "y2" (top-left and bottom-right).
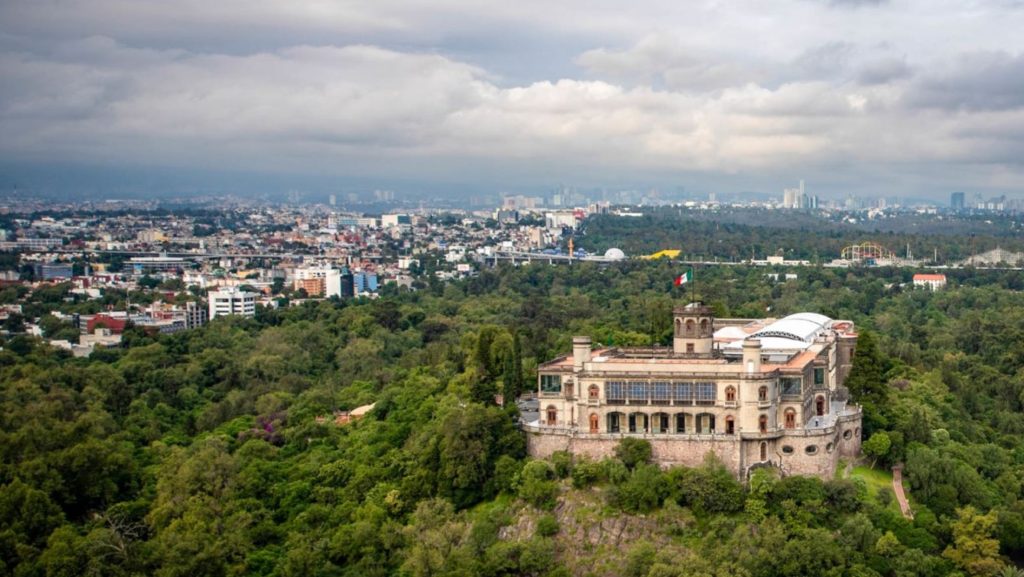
[
  {"x1": 354, "y1": 271, "x2": 378, "y2": 295},
  {"x1": 185, "y1": 301, "x2": 208, "y2": 329},
  {"x1": 951, "y1": 192, "x2": 965, "y2": 211},
  {"x1": 208, "y1": 287, "x2": 257, "y2": 319}
]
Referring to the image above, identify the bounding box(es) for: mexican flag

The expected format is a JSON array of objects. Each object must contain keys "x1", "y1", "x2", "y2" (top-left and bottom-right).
[{"x1": 674, "y1": 270, "x2": 692, "y2": 286}]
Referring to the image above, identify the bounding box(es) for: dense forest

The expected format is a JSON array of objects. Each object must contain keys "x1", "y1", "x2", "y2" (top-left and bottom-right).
[
  {"x1": 582, "y1": 210, "x2": 1024, "y2": 263},
  {"x1": 3, "y1": 260, "x2": 1024, "y2": 576}
]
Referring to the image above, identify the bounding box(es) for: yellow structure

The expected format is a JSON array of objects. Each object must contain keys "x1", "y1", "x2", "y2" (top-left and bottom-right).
[{"x1": 642, "y1": 249, "x2": 682, "y2": 260}]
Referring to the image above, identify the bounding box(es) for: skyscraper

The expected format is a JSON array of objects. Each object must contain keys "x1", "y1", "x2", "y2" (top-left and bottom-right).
[{"x1": 951, "y1": 191, "x2": 965, "y2": 210}]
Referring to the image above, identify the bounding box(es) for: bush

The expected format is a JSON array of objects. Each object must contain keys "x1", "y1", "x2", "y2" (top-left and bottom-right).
[
  {"x1": 877, "y1": 487, "x2": 894, "y2": 508},
  {"x1": 571, "y1": 459, "x2": 605, "y2": 489},
  {"x1": 518, "y1": 460, "x2": 559, "y2": 510},
  {"x1": 615, "y1": 438, "x2": 652, "y2": 470},
  {"x1": 609, "y1": 464, "x2": 668, "y2": 513},
  {"x1": 550, "y1": 451, "x2": 573, "y2": 479},
  {"x1": 669, "y1": 456, "x2": 745, "y2": 515},
  {"x1": 536, "y1": 514, "x2": 559, "y2": 537}
]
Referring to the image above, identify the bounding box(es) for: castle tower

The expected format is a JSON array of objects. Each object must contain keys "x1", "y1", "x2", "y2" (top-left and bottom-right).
[{"x1": 673, "y1": 302, "x2": 714, "y2": 355}]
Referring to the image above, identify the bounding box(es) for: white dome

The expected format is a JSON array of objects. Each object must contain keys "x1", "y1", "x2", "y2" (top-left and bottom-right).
[{"x1": 604, "y1": 248, "x2": 626, "y2": 261}]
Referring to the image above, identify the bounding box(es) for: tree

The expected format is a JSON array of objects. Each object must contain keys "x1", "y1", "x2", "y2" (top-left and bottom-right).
[
  {"x1": 863, "y1": 431, "x2": 892, "y2": 468},
  {"x1": 844, "y1": 331, "x2": 890, "y2": 434},
  {"x1": 943, "y1": 506, "x2": 1004, "y2": 577},
  {"x1": 615, "y1": 438, "x2": 652, "y2": 470}
]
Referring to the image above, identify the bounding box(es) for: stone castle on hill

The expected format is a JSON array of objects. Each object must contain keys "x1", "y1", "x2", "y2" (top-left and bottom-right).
[{"x1": 524, "y1": 302, "x2": 863, "y2": 480}]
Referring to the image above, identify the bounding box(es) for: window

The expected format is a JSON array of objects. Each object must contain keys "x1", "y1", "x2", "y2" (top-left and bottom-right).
[
  {"x1": 843, "y1": 430, "x2": 853, "y2": 440},
  {"x1": 780, "y1": 377, "x2": 802, "y2": 396},
  {"x1": 826, "y1": 442, "x2": 834, "y2": 453},
  {"x1": 673, "y1": 382, "x2": 692, "y2": 404},
  {"x1": 725, "y1": 416, "x2": 735, "y2": 435},
  {"x1": 760, "y1": 442, "x2": 767, "y2": 461},
  {"x1": 675, "y1": 413, "x2": 686, "y2": 433},
  {"x1": 686, "y1": 343, "x2": 694, "y2": 353},
  {"x1": 805, "y1": 445, "x2": 818, "y2": 455},
  {"x1": 589, "y1": 413, "x2": 599, "y2": 433},
  {"x1": 784, "y1": 409, "x2": 796, "y2": 429},
  {"x1": 651, "y1": 382, "x2": 671, "y2": 404},
  {"x1": 685, "y1": 319, "x2": 695, "y2": 334},
  {"x1": 815, "y1": 395, "x2": 826, "y2": 417},
  {"x1": 700, "y1": 319, "x2": 709, "y2": 333},
  {"x1": 759, "y1": 414, "x2": 768, "y2": 433},
  {"x1": 758, "y1": 386, "x2": 768, "y2": 402},
  {"x1": 628, "y1": 413, "x2": 647, "y2": 433},
  {"x1": 814, "y1": 368, "x2": 825, "y2": 385},
  {"x1": 782, "y1": 445, "x2": 794, "y2": 454},
  {"x1": 695, "y1": 382, "x2": 716, "y2": 405},
  {"x1": 588, "y1": 384, "x2": 600, "y2": 400},
  {"x1": 607, "y1": 381, "x2": 625, "y2": 403},
  {"x1": 627, "y1": 381, "x2": 648, "y2": 403},
  {"x1": 697, "y1": 413, "x2": 715, "y2": 434},
  {"x1": 607, "y1": 412, "x2": 622, "y2": 433},
  {"x1": 546, "y1": 405, "x2": 557, "y2": 426},
  {"x1": 652, "y1": 413, "x2": 669, "y2": 433},
  {"x1": 540, "y1": 374, "x2": 562, "y2": 393},
  {"x1": 725, "y1": 386, "x2": 736, "y2": 402}
]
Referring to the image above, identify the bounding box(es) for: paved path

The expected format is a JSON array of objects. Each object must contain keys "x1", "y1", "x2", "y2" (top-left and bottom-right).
[{"x1": 892, "y1": 465, "x2": 914, "y2": 520}]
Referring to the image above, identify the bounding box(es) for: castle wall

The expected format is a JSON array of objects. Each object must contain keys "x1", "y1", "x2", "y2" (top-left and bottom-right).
[{"x1": 524, "y1": 408, "x2": 862, "y2": 481}]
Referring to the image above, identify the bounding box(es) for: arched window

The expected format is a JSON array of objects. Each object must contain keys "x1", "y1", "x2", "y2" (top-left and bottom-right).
[
  {"x1": 674, "y1": 318, "x2": 682, "y2": 335},
  {"x1": 696, "y1": 413, "x2": 715, "y2": 434},
  {"x1": 784, "y1": 408, "x2": 796, "y2": 429},
  {"x1": 760, "y1": 442, "x2": 767, "y2": 461},
  {"x1": 588, "y1": 384, "x2": 600, "y2": 400},
  {"x1": 758, "y1": 414, "x2": 768, "y2": 433},
  {"x1": 589, "y1": 413, "x2": 599, "y2": 433},
  {"x1": 758, "y1": 386, "x2": 768, "y2": 402},
  {"x1": 699, "y1": 318, "x2": 709, "y2": 334},
  {"x1": 685, "y1": 319, "x2": 695, "y2": 335},
  {"x1": 725, "y1": 386, "x2": 736, "y2": 402},
  {"x1": 675, "y1": 413, "x2": 686, "y2": 433},
  {"x1": 725, "y1": 416, "x2": 735, "y2": 435},
  {"x1": 628, "y1": 413, "x2": 648, "y2": 433},
  {"x1": 652, "y1": 413, "x2": 669, "y2": 433},
  {"x1": 815, "y1": 395, "x2": 826, "y2": 416},
  {"x1": 546, "y1": 405, "x2": 557, "y2": 426},
  {"x1": 607, "y1": 412, "x2": 623, "y2": 433}
]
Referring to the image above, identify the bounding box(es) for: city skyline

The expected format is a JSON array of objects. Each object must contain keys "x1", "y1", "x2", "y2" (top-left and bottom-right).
[{"x1": 3, "y1": 1, "x2": 1024, "y2": 200}]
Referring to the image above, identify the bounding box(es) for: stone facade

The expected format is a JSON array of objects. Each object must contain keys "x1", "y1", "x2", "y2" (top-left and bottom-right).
[{"x1": 525, "y1": 303, "x2": 863, "y2": 480}]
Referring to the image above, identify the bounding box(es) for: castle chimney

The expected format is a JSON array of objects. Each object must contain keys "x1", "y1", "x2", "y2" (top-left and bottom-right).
[
  {"x1": 743, "y1": 338, "x2": 762, "y2": 374},
  {"x1": 573, "y1": 336, "x2": 592, "y2": 371}
]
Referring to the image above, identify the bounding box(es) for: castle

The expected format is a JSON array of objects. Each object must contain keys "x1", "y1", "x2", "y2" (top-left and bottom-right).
[{"x1": 524, "y1": 303, "x2": 863, "y2": 479}]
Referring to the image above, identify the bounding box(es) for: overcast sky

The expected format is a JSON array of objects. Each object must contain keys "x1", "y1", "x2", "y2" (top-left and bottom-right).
[{"x1": 3, "y1": 0, "x2": 1024, "y2": 200}]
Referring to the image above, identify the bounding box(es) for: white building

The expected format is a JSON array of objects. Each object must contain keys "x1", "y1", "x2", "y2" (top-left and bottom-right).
[
  {"x1": 912, "y1": 274, "x2": 947, "y2": 290},
  {"x1": 208, "y1": 287, "x2": 258, "y2": 319}
]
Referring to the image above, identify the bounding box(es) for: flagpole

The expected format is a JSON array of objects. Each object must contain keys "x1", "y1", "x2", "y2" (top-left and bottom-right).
[{"x1": 690, "y1": 266, "x2": 695, "y2": 304}]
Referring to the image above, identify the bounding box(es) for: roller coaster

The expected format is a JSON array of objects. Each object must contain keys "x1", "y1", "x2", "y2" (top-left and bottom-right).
[{"x1": 840, "y1": 242, "x2": 896, "y2": 263}]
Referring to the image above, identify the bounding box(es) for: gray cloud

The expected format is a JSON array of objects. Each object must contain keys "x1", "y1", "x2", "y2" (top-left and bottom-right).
[
  {"x1": 856, "y1": 57, "x2": 913, "y2": 85},
  {"x1": 908, "y1": 51, "x2": 1024, "y2": 111},
  {"x1": 2, "y1": 0, "x2": 1024, "y2": 199}
]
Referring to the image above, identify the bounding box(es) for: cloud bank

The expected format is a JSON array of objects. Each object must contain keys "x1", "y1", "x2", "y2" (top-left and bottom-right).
[{"x1": 2, "y1": 0, "x2": 1024, "y2": 197}]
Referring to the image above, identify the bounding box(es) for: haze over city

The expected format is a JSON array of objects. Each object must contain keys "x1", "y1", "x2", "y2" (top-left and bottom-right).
[{"x1": 3, "y1": 0, "x2": 1024, "y2": 200}]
